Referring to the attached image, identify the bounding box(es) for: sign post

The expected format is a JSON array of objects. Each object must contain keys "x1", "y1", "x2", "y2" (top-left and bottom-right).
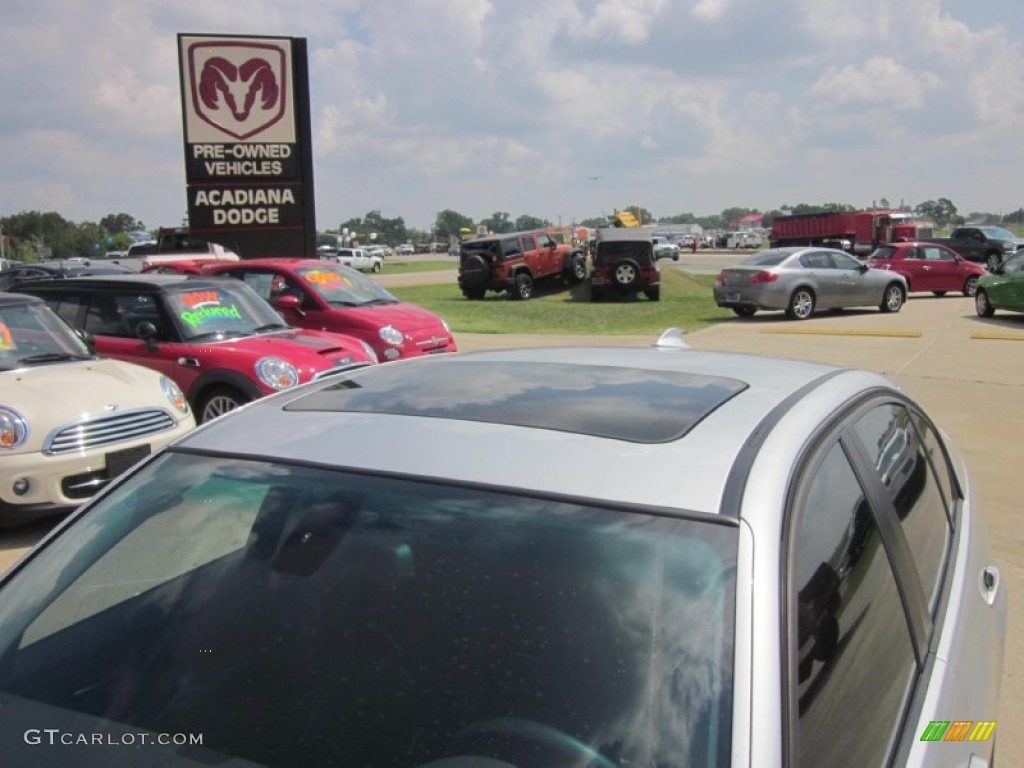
[{"x1": 178, "y1": 34, "x2": 316, "y2": 258}]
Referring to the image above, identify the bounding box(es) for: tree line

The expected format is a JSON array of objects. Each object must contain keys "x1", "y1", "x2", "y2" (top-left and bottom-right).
[{"x1": 4, "y1": 200, "x2": 1022, "y2": 261}]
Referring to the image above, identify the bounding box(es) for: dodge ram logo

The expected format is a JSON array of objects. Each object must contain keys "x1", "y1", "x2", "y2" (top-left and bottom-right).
[{"x1": 187, "y1": 41, "x2": 287, "y2": 140}]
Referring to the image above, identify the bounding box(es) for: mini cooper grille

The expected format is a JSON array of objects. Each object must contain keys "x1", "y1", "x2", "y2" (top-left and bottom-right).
[{"x1": 44, "y1": 409, "x2": 176, "y2": 455}]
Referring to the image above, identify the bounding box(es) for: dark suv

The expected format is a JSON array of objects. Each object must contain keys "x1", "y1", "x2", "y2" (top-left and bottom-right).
[
  {"x1": 590, "y1": 228, "x2": 661, "y2": 301},
  {"x1": 457, "y1": 230, "x2": 587, "y2": 300}
]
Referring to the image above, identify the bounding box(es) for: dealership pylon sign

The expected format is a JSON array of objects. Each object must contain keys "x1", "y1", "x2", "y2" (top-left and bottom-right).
[{"x1": 178, "y1": 34, "x2": 316, "y2": 258}]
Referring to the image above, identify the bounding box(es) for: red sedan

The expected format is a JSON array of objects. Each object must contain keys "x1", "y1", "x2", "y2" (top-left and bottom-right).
[{"x1": 867, "y1": 242, "x2": 987, "y2": 297}]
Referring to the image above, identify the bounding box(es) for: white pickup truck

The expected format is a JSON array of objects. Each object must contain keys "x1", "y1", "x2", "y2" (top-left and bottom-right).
[
  {"x1": 651, "y1": 236, "x2": 680, "y2": 261},
  {"x1": 334, "y1": 247, "x2": 383, "y2": 273}
]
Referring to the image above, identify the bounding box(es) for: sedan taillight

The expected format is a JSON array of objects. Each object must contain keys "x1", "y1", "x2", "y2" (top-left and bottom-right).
[{"x1": 749, "y1": 271, "x2": 779, "y2": 284}]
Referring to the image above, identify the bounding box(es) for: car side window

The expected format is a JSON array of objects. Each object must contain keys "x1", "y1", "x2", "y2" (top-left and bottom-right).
[
  {"x1": 909, "y1": 411, "x2": 958, "y2": 515},
  {"x1": 851, "y1": 404, "x2": 952, "y2": 612},
  {"x1": 518, "y1": 235, "x2": 536, "y2": 254},
  {"x1": 41, "y1": 292, "x2": 88, "y2": 329},
  {"x1": 789, "y1": 440, "x2": 917, "y2": 767},
  {"x1": 501, "y1": 238, "x2": 521, "y2": 260},
  {"x1": 84, "y1": 293, "x2": 132, "y2": 337},
  {"x1": 830, "y1": 252, "x2": 862, "y2": 270},
  {"x1": 537, "y1": 233, "x2": 555, "y2": 248},
  {"x1": 800, "y1": 252, "x2": 831, "y2": 269}
]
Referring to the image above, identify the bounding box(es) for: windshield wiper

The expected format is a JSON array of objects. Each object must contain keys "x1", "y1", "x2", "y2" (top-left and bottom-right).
[
  {"x1": 253, "y1": 323, "x2": 290, "y2": 333},
  {"x1": 359, "y1": 298, "x2": 398, "y2": 306},
  {"x1": 17, "y1": 352, "x2": 92, "y2": 364}
]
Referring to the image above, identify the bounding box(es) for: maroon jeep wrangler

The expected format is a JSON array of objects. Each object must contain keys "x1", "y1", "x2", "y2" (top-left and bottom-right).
[{"x1": 457, "y1": 230, "x2": 587, "y2": 300}]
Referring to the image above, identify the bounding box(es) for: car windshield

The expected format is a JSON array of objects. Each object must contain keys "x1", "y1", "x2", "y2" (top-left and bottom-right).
[
  {"x1": 164, "y1": 281, "x2": 287, "y2": 340},
  {"x1": 595, "y1": 240, "x2": 654, "y2": 265},
  {"x1": 0, "y1": 301, "x2": 92, "y2": 370},
  {"x1": 296, "y1": 264, "x2": 397, "y2": 306},
  {"x1": 0, "y1": 452, "x2": 737, "y2": 768}
]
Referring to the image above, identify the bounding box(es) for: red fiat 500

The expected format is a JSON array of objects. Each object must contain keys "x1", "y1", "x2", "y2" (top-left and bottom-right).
[{"x1": 203, "y1": 258, "x2": 457, "y2": 361}]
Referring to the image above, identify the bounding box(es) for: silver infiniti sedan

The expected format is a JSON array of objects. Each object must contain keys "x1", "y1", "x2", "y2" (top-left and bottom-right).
[
  {"x1": 714, "y1": 246, "x2": 908, "y2": 319},
  {"x1": 0, "y1": 332, "x2": 1005, "y2": 767}
]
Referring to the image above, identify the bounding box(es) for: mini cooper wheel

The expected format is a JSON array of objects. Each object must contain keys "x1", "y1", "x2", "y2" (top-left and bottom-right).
[
  {"x1": 199, "y1": 386, "x2": 248, "y2": 423},
  {"x1": 732, "y1": 306, "x2": 757, "y2": 317},
  {"x1": 880, "y1": 283, "x2": 905, "y2": 313},
  {"x1": 785, "y1": 288, "x2": 815, "y2": 320},
  {"x1": 975, "y1": 289, "x2": 995, "y2": 317}
]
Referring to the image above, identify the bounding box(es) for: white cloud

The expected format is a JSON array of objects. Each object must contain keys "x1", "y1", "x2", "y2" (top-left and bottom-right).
[{"x1": 0, "y1": 0, "x2": 1021, "y2": 230}]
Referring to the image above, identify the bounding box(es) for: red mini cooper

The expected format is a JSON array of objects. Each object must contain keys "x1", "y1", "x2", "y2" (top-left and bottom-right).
[
  {"x1": 203, "y1": 258, "x2": 457, "y2": 361},
  {"x1": 16, "y1": 275, "x2": 378, "y2": 422}
]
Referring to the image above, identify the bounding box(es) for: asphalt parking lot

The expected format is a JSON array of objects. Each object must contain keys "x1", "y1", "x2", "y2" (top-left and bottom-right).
[{"x1": 2, "y1": 279, "x2": 1021, "y2": 760}]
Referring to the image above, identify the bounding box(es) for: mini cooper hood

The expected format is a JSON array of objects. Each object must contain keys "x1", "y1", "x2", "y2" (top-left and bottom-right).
[
  {"x1": 4, "y1": 360, "x2": 176, "y2": 441},
  {"x1": 222, "y1": 328, "x2": 369, "y2": 358}
]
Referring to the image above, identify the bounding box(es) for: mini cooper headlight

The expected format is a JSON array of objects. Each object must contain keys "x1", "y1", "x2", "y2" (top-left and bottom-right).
[
  {"x1": 160, "y1": 376, "x2": 189, "y2": 414},
  {"x1": 378, "y1": 325, "x2": 404, "y2": 347},
  {"x1": 0, "y1": 407, "x2": 29, "y2": 449},
  {"x1": 255, "y1": 358, "x2": 300, "y2": 390}
]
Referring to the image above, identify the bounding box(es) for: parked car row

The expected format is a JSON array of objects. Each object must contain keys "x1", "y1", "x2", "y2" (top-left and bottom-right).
[{"x1": 0, "y1": 259, "x2": 458, "y2": 527}]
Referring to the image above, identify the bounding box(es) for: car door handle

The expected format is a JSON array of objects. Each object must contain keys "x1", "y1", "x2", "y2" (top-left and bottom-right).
[{"x1": 980, "y1": 566, "x2": 1000, "y2": 606}]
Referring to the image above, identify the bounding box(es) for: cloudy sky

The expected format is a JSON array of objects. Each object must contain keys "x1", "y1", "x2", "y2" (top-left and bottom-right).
[{"x1": 1, "y1": 0, "x2": 1021, "y2": 233}]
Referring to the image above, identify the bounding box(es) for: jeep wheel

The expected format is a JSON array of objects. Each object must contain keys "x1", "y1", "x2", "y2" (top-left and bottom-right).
[
  {"x1": 511, "y1": 272, "x2": 533, "y2": 300},
  {"x1": 569, "y1": 254, "x2": 586, "y2": 283},
  {"x1": 459, "y1": 253, "x2": 490, "y2": 296},
  {"x1": 612, "y1": 259, "x2": 640, "y2": 290}
]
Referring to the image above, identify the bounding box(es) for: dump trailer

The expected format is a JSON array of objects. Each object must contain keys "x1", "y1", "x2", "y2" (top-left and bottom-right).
[{"x1": 770, "y1": 211, "x2": 917, "y2": 256}]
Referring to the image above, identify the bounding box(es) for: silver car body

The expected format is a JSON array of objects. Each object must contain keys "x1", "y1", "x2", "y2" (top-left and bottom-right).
[
  {"x1": 714, "y1": 246, "x2": 908, "y2": 318},
  {"x1": 0, "y1": 336, "x2": 1004, "y2": 766}
]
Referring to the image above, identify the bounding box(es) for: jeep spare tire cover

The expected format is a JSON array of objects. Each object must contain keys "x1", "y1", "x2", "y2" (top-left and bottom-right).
[
  {"x1": 612, "y1": 259, "x2": 640, "y2": 287},
  {"x1": 461, "y1": 254, "x2": 489, "y2": 288}
]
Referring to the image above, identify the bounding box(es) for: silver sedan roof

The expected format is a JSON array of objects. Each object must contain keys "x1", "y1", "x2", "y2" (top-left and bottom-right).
[{"x1": 177, "y1": 341, "x2": 897, "y2": 515}]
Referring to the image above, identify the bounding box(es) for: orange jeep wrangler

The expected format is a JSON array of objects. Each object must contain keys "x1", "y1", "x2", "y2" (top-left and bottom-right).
[{"x1": 457, "y1": 230, "x2": 587, "y2": 300}]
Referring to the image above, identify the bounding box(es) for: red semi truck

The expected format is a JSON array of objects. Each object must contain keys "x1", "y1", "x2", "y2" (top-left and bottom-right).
[{"x1": 770, "y1": 211, "x2": 918, "y2": 257}]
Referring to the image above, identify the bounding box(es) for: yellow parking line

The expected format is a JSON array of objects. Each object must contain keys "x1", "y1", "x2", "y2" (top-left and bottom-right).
[
  {"x1": 971, "y1": 332, "x2": 1024, "y2": 342},
  {"x1": 760, "y1": 329, "x2": 922, "y2": 338}
]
